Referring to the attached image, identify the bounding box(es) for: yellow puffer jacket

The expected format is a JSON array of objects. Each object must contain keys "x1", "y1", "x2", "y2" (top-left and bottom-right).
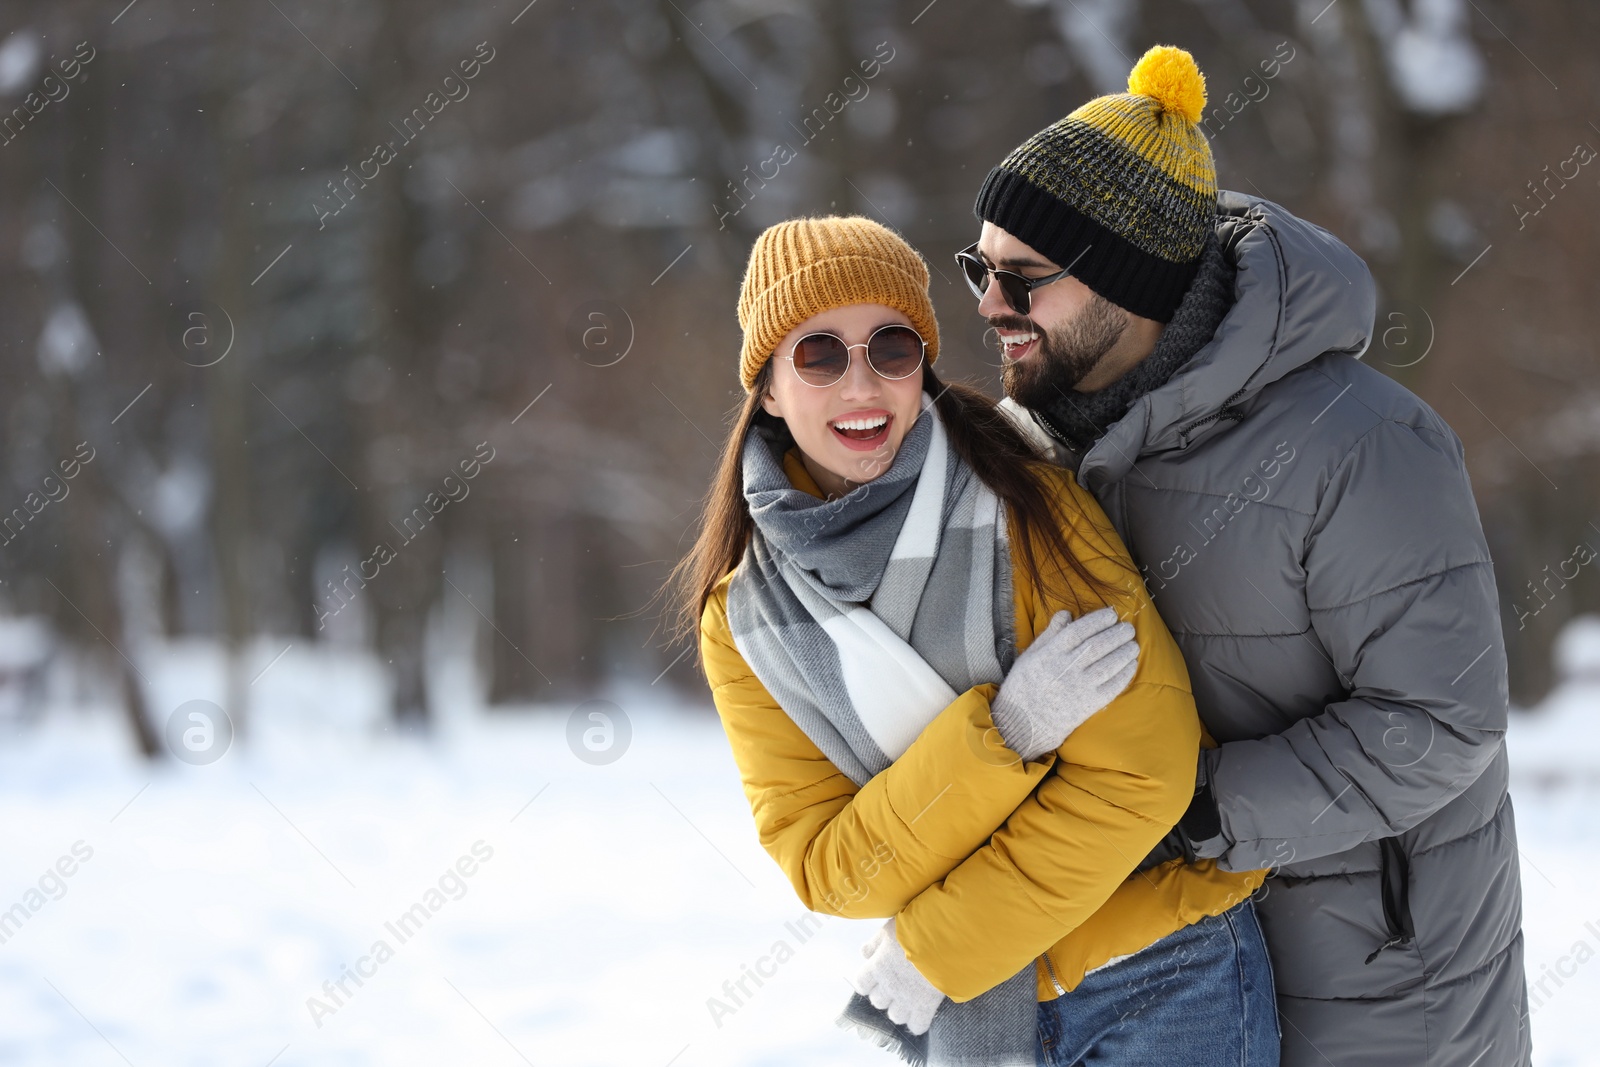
[{"x1": 699, "y1": 446, "x2": 1266, "y2": 1003}]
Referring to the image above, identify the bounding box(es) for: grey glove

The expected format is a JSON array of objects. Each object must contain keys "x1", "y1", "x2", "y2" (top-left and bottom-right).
[
  {"x1": 990, "y1": 606, "x2": 1139, "y2": 761},
  {"x1": 849, "y1": 916, "x2": 946, "y2": 1036}
]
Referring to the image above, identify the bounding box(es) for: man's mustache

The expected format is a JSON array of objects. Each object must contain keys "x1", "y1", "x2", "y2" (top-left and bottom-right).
[{"x1": 986, "y1": 313, "x2": 1038, "y2": 337}]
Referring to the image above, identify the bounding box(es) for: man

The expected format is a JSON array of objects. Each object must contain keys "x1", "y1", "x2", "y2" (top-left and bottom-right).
[{"x1": 968, "y1": 45, "x2": 1529, "y2": 1065}]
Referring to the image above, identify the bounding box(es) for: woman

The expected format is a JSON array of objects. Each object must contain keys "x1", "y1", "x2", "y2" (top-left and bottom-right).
[{"x1": 665, "y1": 216, "x2": 1277, "y2": 1066}]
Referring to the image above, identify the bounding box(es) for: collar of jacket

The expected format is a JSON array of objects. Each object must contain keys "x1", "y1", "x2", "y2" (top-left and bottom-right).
[{"x1": 1052, "y1": 190, "x2": 1376, "y2": 491}]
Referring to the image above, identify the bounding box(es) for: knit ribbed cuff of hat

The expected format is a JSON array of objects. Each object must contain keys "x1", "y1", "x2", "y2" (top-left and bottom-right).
[
  {"x1": 974, "y1": 169, "x2": 1203, "y2": 323},
  {"x1": 735, "y1": 216, "x2": 941, "y2": 393},
  {"x1": 739, "y1": 255, "x2": 938, "y2": 391}
]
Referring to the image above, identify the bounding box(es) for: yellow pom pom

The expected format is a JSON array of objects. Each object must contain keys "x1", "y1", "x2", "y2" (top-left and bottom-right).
[{"x1": 1127, "y1": 44, "x2": 1207, "y2": 124}]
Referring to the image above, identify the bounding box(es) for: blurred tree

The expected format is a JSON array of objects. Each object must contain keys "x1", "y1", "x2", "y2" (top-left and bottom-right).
[{"x1": 0, "y1": 0, "x2": 1592, "y2": 759}]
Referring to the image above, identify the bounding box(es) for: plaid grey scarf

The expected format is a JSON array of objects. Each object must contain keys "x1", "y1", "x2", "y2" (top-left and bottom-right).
[{"x1": 726, "y1": 391, "x2": 1040, "y2": 1066}]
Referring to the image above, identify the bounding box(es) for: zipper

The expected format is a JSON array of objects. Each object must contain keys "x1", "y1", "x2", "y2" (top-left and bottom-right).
[
  {"x1": 1176, "y1": 385, "x2": 1250, "y2": 448},
  {"x1": 1039, "y1": 950, "x2": 1067, "y2": 996},
  {"x1": 1364, "y1": 836, "x2": 1416, "y2": 964},
  {"x1": 1029, "y1": 408, "x2": 1081, "y2": 459}
]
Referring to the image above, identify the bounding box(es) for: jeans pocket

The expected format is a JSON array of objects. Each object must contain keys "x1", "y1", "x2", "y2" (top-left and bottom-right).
[
  {"x1": 1035, "y1": 1000, "x2": 1057, "y2": 1061},
  {"x1": 1240, "y1": 899, "x2": 1281, "y2": 1041}
]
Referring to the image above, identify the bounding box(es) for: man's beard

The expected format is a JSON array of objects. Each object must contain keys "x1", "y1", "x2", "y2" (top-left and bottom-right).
[{"x1": 996, "y1": 293, "x2": 1127, "y2": 410}]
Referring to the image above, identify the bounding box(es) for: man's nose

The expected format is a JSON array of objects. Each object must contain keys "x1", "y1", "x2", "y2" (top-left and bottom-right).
[{"x1": 977, "y1": 280, "x2": 1011, "y2": 319}]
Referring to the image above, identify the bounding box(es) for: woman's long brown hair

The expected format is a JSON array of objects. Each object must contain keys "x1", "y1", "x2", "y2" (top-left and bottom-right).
[{"x1": 659, "y1": 360, "x2": 1122, "y2": 667}]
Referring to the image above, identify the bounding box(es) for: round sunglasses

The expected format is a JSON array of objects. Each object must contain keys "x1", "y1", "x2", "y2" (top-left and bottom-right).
[
  {"x1": 774, "y1": 323, "x2": 926, "y2": 387},
  {"x1": 954, "y1": 241, "x2": 1090, "y2": 316}
]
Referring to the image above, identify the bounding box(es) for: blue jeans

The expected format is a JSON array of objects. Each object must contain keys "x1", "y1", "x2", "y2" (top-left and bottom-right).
[{"x1": 1036, "y1": 898, "x2": 1280, "y2": 1066}]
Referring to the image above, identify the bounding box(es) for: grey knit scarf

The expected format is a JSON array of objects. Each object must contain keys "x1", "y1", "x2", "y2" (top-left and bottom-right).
[
  {"x1": 1033, "y1": 230, "x2": 1236, "y2": 455},
  {"x1": 725, "y1": 391, "x2": 1040, "y2": 1066}
]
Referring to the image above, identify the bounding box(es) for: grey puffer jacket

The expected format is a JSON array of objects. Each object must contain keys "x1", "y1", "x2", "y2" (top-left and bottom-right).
[{"x1": 999, "y1": 190, "x2": 1529, "y2": 1067}]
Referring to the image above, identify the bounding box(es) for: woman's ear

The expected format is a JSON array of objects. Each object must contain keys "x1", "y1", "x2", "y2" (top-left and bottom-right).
[{"x1": 758, "y1": 382, "x2": 782, "y2": 418}]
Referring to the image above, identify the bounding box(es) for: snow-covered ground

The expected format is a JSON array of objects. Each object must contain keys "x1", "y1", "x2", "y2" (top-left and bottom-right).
[
  {"x1": 1, "y1": 618, "x2": 1598, "y2": 1066},
  {"x1": 1501, "y1": 616, "x2": 1600, "y2": 1067}
]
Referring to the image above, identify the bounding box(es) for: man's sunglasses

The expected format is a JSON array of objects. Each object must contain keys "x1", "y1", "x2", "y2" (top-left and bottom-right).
[
  {"x1": 774, "y1": 323, "x2": 926, "y2": 388},
  {"x1": 954, "y1": 241, "x2": 1090, "y2": 316}
]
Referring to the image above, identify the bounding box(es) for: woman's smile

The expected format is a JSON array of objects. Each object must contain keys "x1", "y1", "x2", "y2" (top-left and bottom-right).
[
  {"x1": 828, "y1": 408, "x2": 893, "y2": 450},
  {"x1": 758, "y1": 302, "x2": 926, "y2": 498}
]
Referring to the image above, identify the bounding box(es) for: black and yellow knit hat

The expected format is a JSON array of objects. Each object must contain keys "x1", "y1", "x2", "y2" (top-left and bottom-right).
[{"x1": 974, "y1": 44, "x2": 1216, "y2": 323}]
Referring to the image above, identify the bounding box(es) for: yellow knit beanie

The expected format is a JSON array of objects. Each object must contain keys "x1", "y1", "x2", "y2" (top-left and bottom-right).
[{"x1": 736, "y1": 216, "x2": 940, "y2": 393}]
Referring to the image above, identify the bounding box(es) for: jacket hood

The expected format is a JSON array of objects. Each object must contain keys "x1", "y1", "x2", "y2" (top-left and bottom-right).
[{"x1": 1076, "y1": 190, "x2": 1376, "y2": 485}]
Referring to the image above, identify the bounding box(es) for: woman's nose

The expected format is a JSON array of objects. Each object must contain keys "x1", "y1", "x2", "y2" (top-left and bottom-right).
[{"x1": 837, "y1": 347, "x2": 881, "y2": 395}]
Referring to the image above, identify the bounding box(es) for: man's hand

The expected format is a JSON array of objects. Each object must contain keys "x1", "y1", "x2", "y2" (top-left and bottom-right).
[
  {"x1": 849, "y1": 917, "x2": 946, "y2": 1035},
  {"x1": 1136, "y1": 752, "x2": 1228, "y2": 871}
]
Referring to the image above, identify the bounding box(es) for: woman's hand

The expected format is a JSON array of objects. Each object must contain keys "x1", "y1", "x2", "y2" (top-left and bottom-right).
[
  {"x1": 989, "y1": 606, "x2": 1139, "y2": 762},
  {"x1": 849, "y1": 916, "x2": 946, "y2": 1035}
]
